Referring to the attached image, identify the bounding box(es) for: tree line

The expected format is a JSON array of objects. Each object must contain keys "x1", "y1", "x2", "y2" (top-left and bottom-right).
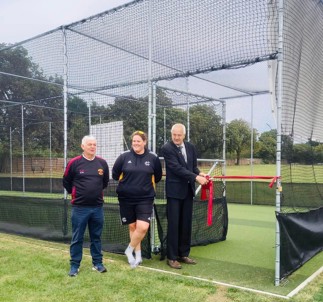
[{"x1": 1, "y1": 44, "x2": 322, "y2": 171}]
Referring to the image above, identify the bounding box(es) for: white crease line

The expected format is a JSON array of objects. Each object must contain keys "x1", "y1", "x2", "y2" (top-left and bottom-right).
[{"x1": 138, "y1": 265, "x2": 289, "y2": 300}]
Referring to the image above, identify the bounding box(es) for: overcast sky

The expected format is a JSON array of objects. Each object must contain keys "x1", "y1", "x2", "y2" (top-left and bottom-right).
[
  {"x1": 0, "y1": 0, "x2": 129, "y2": 44},
  {"x1": 0, "y1": 0, "x2": 276, "y2": 133}
]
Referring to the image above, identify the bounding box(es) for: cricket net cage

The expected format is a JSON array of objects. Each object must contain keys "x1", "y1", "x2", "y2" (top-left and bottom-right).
[{"x1": 0, "y1": 0, "x2": 322, "y2": 284}]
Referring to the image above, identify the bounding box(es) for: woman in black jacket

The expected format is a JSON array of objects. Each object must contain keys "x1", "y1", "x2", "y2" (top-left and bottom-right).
[{"x1": 112, "y1": 131, "x2": 162, "y2": 268}]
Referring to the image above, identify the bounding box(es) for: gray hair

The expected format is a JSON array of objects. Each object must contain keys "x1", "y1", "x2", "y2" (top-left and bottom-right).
[
  {"x1": 171, "y1": 123, "x2": 186, "y2": 135},
  {"x1": 81, "y1": 135, "x2": 97, "y2": 145}
]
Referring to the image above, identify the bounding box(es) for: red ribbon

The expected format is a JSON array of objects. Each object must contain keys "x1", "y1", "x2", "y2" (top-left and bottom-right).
[
  {"x1": 200, "y1": 175, "x2": 280, "y2": 227},
  {"x1": 210, "y1": 175, "x2": 280, "y2": 188},
  {"x1": 201, "y1": 176, "x2": 213, "y2": 226}
]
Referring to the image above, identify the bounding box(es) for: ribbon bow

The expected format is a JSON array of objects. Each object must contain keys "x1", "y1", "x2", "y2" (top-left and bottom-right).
[{"x1": 200, "y1": 174, "x2": 280, "y2": 226}]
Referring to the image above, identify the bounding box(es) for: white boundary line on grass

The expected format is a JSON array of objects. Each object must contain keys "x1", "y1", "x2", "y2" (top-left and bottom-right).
[
  {"x1": 139, "y1": 265, "x2": 289, "y2": 300},
  {"x1": 287, "y1": 266, "x2": 323, "y2": 298}
]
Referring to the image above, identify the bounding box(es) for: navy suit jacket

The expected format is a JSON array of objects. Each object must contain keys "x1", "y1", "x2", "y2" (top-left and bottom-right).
[{"x1": 161, "y1": 141, "x2": 200, "y2": 199}]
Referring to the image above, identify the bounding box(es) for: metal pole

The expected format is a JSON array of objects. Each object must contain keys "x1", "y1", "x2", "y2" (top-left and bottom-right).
[
  {"x1": 147, "y1": 0, "x2": 157, "y2": 253},
  {"x1": 275, "y1": 0, "x2": 284, "y2": 287},
  {"x1": 147, "y1": 0, "x2": 153, "y2": 150},
  {"x1": 61, "y1": 26, "x2": 69, "y2": 237},
  {"x1": 186, "y1": 77, "x2": 190, "y2": 142},
  {"x1": 250, "y1": 96, "x2": 254, "y2": 205},
  {"x1": 222, "y1": 102, "x2": 227, "y2": 196},
  {"x1": 49, "y1": 122, "x2": 52, "y2": 193},
  {"x1": 21, "y1": 104, "x2": 25, "y2": 194},
  {"x1": 9, "y1": 127, "x2": 13, "y2": 191},
  {"x1": 152, "y1": 83, "x2": 157, "y2": 153},
  {"x1": 62, "y1": 27, "x2": 68, "y2": 201},
  {"x1": 163, "y1": 107, "x2": 166, "y2": 144},
  {"x1": 88, "y1": 103, "x2": 91, "y2": 134}
]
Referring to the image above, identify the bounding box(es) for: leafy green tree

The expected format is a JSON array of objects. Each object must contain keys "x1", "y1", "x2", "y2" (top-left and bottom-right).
[
  {"x1": 0, "y1": 44, "x2": 66, "y2": 169},
  {"x1": 66, "y1": 96, "x2": 89, "y2": 155},
  {"x1": 255, "y1": 129, "x2": 277, "y2": 163},
  {"x1": 291, "y1": 143, "x2": 313, "y2": 164},
  {"x1": 99, "y1": 88, "x2": 185, "y2": 151},
  {"x1": 188, "y1": 104, "x2": 223, "y2": 158},
  {"x1": 0, "y1": 44, "x2": 95, "y2": 163},
  {"x1": 313, "y1": 144, "x2": 323, "y2": 163},
  {"x1": 281, "y1": 135, "x2": 322, "y2": 165},
  {"x1": 105, "y1": 96, "x2": 148, "y2": 147},
  {"x1": 226, "y1": 119, "x2": 252, "y2": 165},
  {"x1": 89, "y1": 89, "x2": 224, "y2": 159},
  {"x1": 281, "y1": 134, "x2": 293, "y2": 163}
]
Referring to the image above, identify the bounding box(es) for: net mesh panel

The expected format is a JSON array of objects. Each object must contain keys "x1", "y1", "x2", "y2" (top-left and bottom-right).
[
  {"x1": 281, "y1": 0, "x2": 323, "y2": 142},
  {"x1": 280, "y1": 1, "x2": 323, "y2": 213},
  {"x1": 0, "y1": 197, "x2": 68, "y2": 241},
  {"x1": 0, "y1": 0, "x2": 277, "y2": 88},
  {"x1": 225, "y1": 181, "x2": 276, "y2": 206},
  {"x1": 277, "y1": 0, "x2": 323, "y2": 280}
]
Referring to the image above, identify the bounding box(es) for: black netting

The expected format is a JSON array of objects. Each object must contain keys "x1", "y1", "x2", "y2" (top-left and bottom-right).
[
  {"x1": 0, "y1": 195, "x2": 227, "y2": 260},
  {"x1": 225, "y1": 181, "x2": 276, "y2": 206},
  {"x1": 0, "y1": 0, "x2": 278, "y2": 89},
  {"x1": 276, "y1": 207, "x2": 323, "y2": 280},
  {"x1": 154, "y1": 198, "x2": 228, "y2": 260}
]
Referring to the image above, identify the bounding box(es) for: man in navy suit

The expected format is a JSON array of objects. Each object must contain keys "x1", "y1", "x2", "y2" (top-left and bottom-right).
[{"x1": 161, "y1": 123, "x2": 209, "y2": 269}]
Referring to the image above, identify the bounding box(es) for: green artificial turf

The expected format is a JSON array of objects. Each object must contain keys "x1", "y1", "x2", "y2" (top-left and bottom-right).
[{"x1": 145, "y1": 203, "x2": 323, "y2": 296}]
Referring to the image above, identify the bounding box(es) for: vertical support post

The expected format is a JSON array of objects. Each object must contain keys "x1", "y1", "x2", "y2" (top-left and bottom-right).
[
  {"x1": 63, "y1": 26, "x2": 68, "y2": 197},
  {"x1": 62, "y1": 26, "x2": 69, "y2": 237},
  {"x1": 250, "y1": 95, "x2": 254, "y2": 205},
  {"x1": 222, "y1": 101, "x2": 227, "y2": 196},
  {"x1": 152, "y1": 83, "x2": 157, "y2": 153},
  {"x1": 275, "y1": 0, "x2": 284, "y2": 286},
  {"x1": 49, "y1": 122, "x2": 52, "y2": 193},
  {"x1": 147, "y1": 0, "x2": 156, "y2": 253},
  {"x1": 21, "y1": 104, "x2": 25, "y2": 194},
  {"x1": 9, "y1": 127, "x2": 13, "y2": 191},
  {"x1": 88, "y1": 103, "x2": 92, "y2": 134},
  {"x1": 186, "y1": 77, "x2": 190, "y2": 142},
  {"x1": 163, "y1": 107, "x2": 166, "y2": 144},
  {"x1": 62, "y1": 27, "x2": 68, "y2": 176},
  {"x1": 147, "y1": 0, "x2": 153, "y2": 151}
]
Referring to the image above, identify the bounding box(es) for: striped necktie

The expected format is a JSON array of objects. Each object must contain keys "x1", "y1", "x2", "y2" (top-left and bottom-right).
[{"x1": 178, "y1": 145, "x2": 187, "y2": 162}]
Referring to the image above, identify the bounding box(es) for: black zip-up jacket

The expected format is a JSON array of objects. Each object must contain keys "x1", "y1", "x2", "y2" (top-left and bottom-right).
[{"x1": 112, "y1": 148, "x2": 162, "y2": 201}]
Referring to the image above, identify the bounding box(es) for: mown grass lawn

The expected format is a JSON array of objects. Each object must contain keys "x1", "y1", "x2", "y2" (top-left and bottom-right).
[{"x1": 0, "y1": 231, "x2": 323, "y2": 302}]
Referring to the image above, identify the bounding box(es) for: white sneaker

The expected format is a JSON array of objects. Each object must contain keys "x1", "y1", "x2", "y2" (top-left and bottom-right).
[{"x1": 130, "y1": 258, "x2": 142, "y2": 269}]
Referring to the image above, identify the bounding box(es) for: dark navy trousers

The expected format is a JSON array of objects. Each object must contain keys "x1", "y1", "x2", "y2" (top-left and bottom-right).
[
  {"x1": 166, "y1": 186, "x2": 194, "y2": 260},
  {"x1": 70, "y1": 206, "x2": 104, "y2": 267}
]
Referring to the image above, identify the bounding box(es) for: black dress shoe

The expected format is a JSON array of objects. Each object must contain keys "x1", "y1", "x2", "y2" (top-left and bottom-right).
[
  {"x1": 167, "y1": 259, "x2": 182, "y2": 269},
  {"x1": 178, "y1": 257, "x2": 197, "y2": 265}
]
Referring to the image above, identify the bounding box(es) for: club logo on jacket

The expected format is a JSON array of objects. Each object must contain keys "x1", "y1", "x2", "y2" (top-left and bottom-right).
[
  {"x1": 98, "y1": 169, "x2": 104, "y2": 175},
  {"x1": 145, "y1": 161, "x2": 150, "y2": 166},
  {"x1": 79, "y1": 169, "x2": 85, "y2": 174}
]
